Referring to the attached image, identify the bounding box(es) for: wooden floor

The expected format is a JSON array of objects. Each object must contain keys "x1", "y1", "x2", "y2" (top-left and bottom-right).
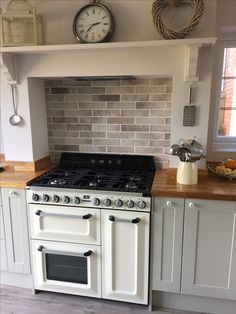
[{"x1": 0, "y1": 285, "x2": 202, "y2": 314}]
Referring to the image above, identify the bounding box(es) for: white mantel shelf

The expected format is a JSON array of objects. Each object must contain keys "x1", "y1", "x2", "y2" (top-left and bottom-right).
[
  {"x1": 0, "y1": 37, "x2": 217, "y2": 83},
  {"x1": 0, "y1": 37, "x2": 217, "y2": 54}
]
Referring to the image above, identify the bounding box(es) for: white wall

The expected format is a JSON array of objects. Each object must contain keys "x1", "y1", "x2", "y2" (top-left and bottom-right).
[
  {"x1": 0, "y1": 0, "x2": 216, "y2": 44},
  {"x1": 0, "y1": 0, "x2": 217, "y2": 166},
  {"x1": 0, "y1": 79, "x2": 34, "y2": 161},
  {"x1": 28, "y1": 78, "x2": 49, "y2": 161}
]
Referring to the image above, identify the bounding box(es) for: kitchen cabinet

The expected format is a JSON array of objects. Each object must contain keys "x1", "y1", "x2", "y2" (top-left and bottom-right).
[
  {"x1": 152, "y1": 197, "x2": 184, "y2": 293},
  {"x1": 182, "y1": 199, "x2": 236, "y2": 300},
  {"x1": 152, "y1": 197, "x2": 236, "y2": 301},
  {"x1": 101, "y1": 209, "x2": 150, "y2": 304},
  {"x1": 0, "y1": 190, "x2": 8, "y2": 271},
  {"x1": 1, "y1": 188, "x2": 31, "y2": 274}
]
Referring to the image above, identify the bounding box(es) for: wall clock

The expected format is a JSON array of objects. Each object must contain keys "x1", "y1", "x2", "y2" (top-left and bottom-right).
[{"x1": 73, "y1": 0, "x2": 114, "y2": 43}]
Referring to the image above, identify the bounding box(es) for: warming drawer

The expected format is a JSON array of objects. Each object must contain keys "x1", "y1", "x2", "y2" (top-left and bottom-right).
[{"x1": 29, "y1": 204, "x2": 100, "y2": 245}]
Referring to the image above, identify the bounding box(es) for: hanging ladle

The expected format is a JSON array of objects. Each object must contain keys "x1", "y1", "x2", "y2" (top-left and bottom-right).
[{"x1": 9, "y1": 84, "x2": 23, "y2": 126}]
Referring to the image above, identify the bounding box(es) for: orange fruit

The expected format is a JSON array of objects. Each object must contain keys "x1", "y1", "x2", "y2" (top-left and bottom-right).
[{"x1": 222, "y1": 159, "x2": 236, "y2": 170}]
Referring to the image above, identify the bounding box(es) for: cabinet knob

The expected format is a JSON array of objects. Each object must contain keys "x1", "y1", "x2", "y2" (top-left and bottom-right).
[
  {"x1": 9, "y1": 191, "x2": 17, "y2": 197},
  {"x1": 189, "y1": 202, "x2": 195, "y2": 208},
  {"x1": 166, "y1": 201, "x2": 172, "y2": 207}
]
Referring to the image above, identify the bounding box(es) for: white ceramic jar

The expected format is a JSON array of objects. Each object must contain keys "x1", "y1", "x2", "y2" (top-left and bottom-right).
[{"x1": 177, "y1": 161, "x2": 198, "y2": 185}]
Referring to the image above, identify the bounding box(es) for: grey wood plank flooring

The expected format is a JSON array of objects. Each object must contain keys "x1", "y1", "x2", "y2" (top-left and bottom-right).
[{"x1": 0, "y1": 285, "x2": 202, "y2": 314}]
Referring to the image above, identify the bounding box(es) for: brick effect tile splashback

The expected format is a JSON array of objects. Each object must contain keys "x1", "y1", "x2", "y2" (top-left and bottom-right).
[{"x1": 45, "y1": 77, "x2": 172, "y2": 168}]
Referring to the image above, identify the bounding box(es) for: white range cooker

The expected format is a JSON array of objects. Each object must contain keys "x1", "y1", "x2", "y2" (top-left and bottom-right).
[{"x1": 26, "y1": 152, "x2": 155, "y2": 305}]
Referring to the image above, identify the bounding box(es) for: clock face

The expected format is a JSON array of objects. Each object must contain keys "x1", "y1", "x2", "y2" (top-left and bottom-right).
[{"x1": 73, "y1": 4, "x2": 114, "y2": 43}]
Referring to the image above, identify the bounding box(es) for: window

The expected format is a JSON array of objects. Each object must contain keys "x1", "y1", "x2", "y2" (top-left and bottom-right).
[
  {"x1": 217, "y1": 47, "x2": 236, "y2": 137},
  {"x1": 210, "y1": 30, "x2": 236, "y2": 155}
]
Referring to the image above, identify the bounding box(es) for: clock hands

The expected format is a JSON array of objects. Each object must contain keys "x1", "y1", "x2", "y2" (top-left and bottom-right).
[
  {"x1": 80, "y1": 22, "x2": 101, "y2": 28},
  {"x1": 85, "y1": 21, "x2": 102, "y2": 34}
]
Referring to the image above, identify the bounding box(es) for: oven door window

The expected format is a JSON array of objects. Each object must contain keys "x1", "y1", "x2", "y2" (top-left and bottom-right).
[{"x1": 45, "y1": 253, "x2": 88, "y2": 284}]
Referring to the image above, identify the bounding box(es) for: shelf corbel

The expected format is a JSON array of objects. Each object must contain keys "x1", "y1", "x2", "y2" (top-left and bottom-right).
[
  {"x1": 0, "y1": 53, "x2": 17, "y2": 84},
  {"x1": 184, "y1": 44, "x2": 202, "y2": 82}
]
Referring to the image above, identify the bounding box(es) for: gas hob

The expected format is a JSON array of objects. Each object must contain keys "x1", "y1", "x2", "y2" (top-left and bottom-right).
[
  {"x1": 27, "y1": 153, "x2": 155, "y2": 211},
  {"x1": 28, "y1": 152, "x2": 155, "y2": 195},
  {"x1": 28, "y1": 167, "x2": 154, "y2": 193}
]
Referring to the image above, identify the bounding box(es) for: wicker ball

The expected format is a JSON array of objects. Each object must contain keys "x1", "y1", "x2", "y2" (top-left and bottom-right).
[{"x1": 152, "y1": 0, "x2": 205, "y2": 39}]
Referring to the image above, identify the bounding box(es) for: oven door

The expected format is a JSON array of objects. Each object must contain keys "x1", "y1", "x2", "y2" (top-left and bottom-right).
[
  {"x1": 32, "y1": 240, "x2": 101, "y2": 297},
  {"x1": 29, "y1": 204, "x2": 100, "y2": 245}
]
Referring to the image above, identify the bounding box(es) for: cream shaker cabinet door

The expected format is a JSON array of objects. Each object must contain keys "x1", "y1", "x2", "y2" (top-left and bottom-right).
[
  {"x1": 101, "y1": 209, "x2": 150, "y2": 305},
  {"x1": 1, "y1": 188, "x2": 31, "y2": 274},
  {"x1": 152, "y1": 197, "x2": 184, "y2": 293},
  {"x1": 182, "y1": 199, "x2": 236, "y2": 300}
]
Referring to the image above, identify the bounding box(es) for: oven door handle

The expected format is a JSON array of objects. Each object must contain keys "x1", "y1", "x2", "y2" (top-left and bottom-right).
[
  {"x1": 35, "y1": 210, "x2": 92, "y2": 220},
  {"x1": 37, "y1": 245, "x2": 93, "y2": 257},
  {"x1": 109, "y1": 215, "x2": 141, "y2": 224}
]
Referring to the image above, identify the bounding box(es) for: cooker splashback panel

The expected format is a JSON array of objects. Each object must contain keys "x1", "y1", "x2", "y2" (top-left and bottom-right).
[{"x1": 45, "y1": 76, "x2": 172, "y2": 168}]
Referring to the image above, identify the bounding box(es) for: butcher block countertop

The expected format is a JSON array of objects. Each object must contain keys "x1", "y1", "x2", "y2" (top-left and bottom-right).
[
  {"x1": 1, "y1": 166, "x2": 236, "y2": 201},
  {"x1": 151, "y1": 169, "x2": 236, "y2": 201},
  {"x1": 0, "y1": 165, "x2": 53, "y2": 188}
]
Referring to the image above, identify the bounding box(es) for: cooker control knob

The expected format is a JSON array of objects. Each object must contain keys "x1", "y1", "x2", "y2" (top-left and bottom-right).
[
  {"x1": 43, "y1": 194, "x2": 49, "y2": 202},
  {"x1": 115, "y1": 198, "x2": 123, "y2": 207},
  {"x1": 53, "y1": 195, "x2": 60, "y2": 203},
  {"x1": 104, "y1": 198, "x2": 111, "y2": 207},
  {"x1": 74, "y1": 196, "x2": 81, "y2": 205},
  {"x1": 92, "y1": 197, "x2": 100, "y2": 206},
  {"x1": 64, "y1": 196, "x2": 70, "y2": 204},
  {"x1": 32, "y1": 193, "x2": 39, "y2": 201},
  {"x1": 127, "y1": 199, "x2": 134, "y2": 208},
  {"x1": 138, "y1": 200, "x2": 146, "y2": 209}
]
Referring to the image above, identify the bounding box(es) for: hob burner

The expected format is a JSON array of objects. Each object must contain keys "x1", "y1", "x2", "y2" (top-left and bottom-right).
[
  {"x1": 89, "y1": 179, "x2": 101, "y2": 188},
  {"x1": 129, "y1": 174, "x2": 141, "y2": 181},
  {"x1": 125, "y1": 181, "x2": 139, "y2": 190},
  {"x1": 49, "y1": 178, "x2": 71, "y2": 186}
]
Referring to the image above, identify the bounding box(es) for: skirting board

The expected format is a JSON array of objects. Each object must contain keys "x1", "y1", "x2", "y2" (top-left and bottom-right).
[
  {"x1": 152, "y1": 291, "x2": 236, "y2": 314},
  {"x1": 1, "y1": 271, "x2": 33, "y2": 289}
]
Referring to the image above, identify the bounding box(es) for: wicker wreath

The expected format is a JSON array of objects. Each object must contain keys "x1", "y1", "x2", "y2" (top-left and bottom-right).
[{"x1": 152, "y1": 0, "x2": 205, "y2": 39}]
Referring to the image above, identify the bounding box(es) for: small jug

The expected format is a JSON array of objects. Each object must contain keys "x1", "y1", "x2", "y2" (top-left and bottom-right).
[{"x1": 177, "y1": 161, "x2": 198, "y2": 185}]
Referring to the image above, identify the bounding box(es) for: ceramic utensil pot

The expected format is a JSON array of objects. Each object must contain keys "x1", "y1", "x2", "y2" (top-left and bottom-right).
[
  {"x1": 177, "y1": 161, "x2": 198, "y2": 185},
  {"x1": 9, "y1": 85, "x2": 23, "y2": 126}
]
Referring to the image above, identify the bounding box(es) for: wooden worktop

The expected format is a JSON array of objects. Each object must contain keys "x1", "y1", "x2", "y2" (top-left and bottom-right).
[
  {"x1": 1, "y1": 166, "x2": 236, "y2": 201},
  {"x1": 0, "y1": 165, "x2": 53, "y2": 188},
  {"x1": 151, "y1": 169, "x2": 236, "y2": 201}
]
